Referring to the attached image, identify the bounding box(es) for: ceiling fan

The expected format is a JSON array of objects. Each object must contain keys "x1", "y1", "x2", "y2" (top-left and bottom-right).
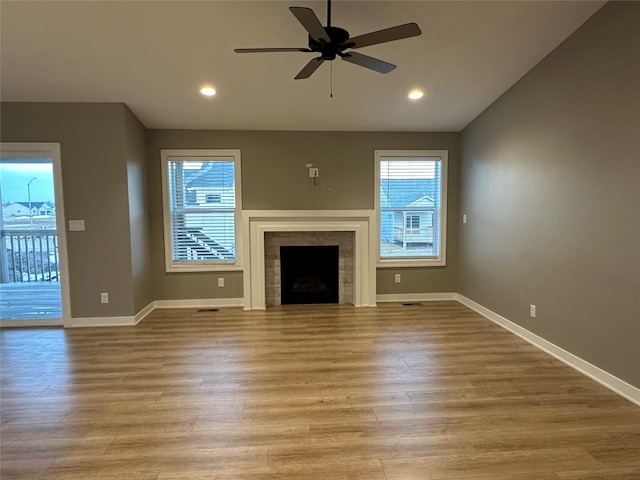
[{"x1": 234, "y1": 0, "x2": 422, "y2": 79}]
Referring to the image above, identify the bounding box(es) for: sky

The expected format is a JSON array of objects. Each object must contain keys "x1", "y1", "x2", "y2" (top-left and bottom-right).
[{"x1": 0, "y1": 161, "x2": 55, "y2": 204}]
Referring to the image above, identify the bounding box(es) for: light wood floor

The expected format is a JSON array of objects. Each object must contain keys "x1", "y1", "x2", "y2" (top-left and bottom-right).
[{"x1": 1, "y1": 301, "x2": 639, "y2": 479}]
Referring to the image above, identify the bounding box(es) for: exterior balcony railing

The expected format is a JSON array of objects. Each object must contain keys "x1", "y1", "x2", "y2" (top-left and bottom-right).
[{"x1": 0, "y1": 229, "x2": 60, "y2": 283}]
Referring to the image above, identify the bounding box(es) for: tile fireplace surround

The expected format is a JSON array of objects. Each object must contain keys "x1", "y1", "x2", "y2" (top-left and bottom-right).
[
  {"x1": 265, "y1": 232, "x2": 353, "y2": 307},
  {"x1": 242, "y1": 211, "x2": 377, "y2": 310}
]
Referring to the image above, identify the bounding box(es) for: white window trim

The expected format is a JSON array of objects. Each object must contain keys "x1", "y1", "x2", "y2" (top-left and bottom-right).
[
  {"x1": 374, "y1": 149, "x2": 448, "y2": 268},
  {"x1": 160, "y1": 149, "x2": 242, "y2": 272}
]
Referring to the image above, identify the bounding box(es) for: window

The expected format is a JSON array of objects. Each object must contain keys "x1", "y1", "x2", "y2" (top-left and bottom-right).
[
  {"x1": 405, "y1": 215, "x2": 420, "y2": 229},
  {"x1": 375, "y1": 150, "x2": 447, "y2": 267},
  {"x1": 161, "y1": 149, "x2": 242, "y2": 272}
]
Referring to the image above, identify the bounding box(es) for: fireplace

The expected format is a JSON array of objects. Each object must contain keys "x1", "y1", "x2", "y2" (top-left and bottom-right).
[
  {"x1": 280, "y1": 245, "x2": 339, "y2": 305},
  {"x1": 243, "y1": 211, "x2": 376, "y2": 310}
]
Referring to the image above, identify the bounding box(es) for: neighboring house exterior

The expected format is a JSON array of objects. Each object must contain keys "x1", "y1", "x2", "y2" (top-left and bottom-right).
[
  {"x1": 173, "y1": 161, "x2": 236, "y2": 260},
  {"x1": 395, "y1": 195, "x2": 435, "y2": 246},
  {"x1": 2, "y1": 201, "x2": 55, "y2": 218},
  {"x1": 380, "y1": 179, "x2": 438, "y2": 247},
  {"x1": 184, "y1": 162, "x2": 235, "y2": 209}
]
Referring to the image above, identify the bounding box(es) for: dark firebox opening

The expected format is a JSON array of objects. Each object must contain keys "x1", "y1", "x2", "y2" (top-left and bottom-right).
[{"x1": 280, "y1": 245, "x2": 339, "y2": 305}]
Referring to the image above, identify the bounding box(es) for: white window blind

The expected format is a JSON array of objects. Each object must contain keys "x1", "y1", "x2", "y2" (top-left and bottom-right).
[
  {"x1": 161, "y1": 150, "x2": 241, "y2": 271},
  {"x1": 377, "y1": 151, "x2": 447, "y2": 266}
]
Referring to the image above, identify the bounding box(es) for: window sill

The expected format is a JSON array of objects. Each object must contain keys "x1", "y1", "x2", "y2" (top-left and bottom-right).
[
  {"x1": 166, "y1": 264, "x2": 243, "y2": 273},
  {"x1": 377, "y1": 259, "x2": 446, "y2": 268}
]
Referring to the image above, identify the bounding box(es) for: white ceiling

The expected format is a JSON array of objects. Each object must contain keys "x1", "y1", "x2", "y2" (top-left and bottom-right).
[{"x1": 1, "y1": 1, "x2": 604, "y2": 132}]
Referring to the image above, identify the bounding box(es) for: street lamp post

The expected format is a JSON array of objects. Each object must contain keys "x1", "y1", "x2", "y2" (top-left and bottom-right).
[{"x1": 27, "y1": 177, "x2": 37, "y2": 229}]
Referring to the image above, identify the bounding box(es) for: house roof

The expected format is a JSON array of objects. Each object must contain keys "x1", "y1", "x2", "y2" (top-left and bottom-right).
[
  {"x1": 380, "y1": 179, "x2": 437, "y2": 207},
  {"x1": 10, "y1": 201, "x2": 54, "y2": 209},
  {"x1": 185, "y1": 163, "x2": 235, "y2": 189},
  {"x1": 408, "y1": 195, "x2": 435, "y2": 208}
]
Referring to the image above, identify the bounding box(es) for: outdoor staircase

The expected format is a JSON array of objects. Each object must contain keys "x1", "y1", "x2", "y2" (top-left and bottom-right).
[{"x1": 178, "y1": 228, "x2": 235, "y2": 260}]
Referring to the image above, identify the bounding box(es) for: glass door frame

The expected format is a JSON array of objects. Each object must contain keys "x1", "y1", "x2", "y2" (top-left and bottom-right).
[{"x1": 0, "y1": 143, "x2": 71, "y2": 327}]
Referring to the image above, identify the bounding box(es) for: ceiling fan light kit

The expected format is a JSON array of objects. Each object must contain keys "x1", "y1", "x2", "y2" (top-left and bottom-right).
[{"x1": 234, "y1": 0, "x2": 422, "y2": 80}]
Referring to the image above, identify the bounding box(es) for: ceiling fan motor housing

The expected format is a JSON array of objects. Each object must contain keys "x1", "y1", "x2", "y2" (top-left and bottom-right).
[{"x1": 309, "y1": 26, "x2": 350, "y2": 60}]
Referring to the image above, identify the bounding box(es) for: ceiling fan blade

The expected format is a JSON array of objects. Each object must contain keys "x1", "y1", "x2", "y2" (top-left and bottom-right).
[
  {"x1": 341, "y1": 52, "x2": 396, "y2": 74},
  {"x1": 342, "y1": 22, "x2": 421, "y2": 49},
  {"x1": 235, "y1": 48, "x2": 311, "y2": 53},
  {"x1": 295, "y1": 57, "x2": 325, "y2": 79},
  {"x1": 289, "y1": 7, "x2": 330, "y2": 43}
]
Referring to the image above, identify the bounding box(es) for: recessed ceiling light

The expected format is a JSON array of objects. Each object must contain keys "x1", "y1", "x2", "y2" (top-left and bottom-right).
[
  {"x1": 408, "y1": 89, "x2": 424, "y2": 100},
  {"x1": 200, "y1": 86, "x2": 216, "y2": 97}
]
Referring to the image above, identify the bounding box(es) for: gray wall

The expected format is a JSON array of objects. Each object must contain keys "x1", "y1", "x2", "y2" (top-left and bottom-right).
[
  {"x1": 1, "y1": 107, "x2": 460, "y2": 311},
  {"x1": 146, "y1": 130, "x2": 460, "y2": 300},
  {"x1": 125, "y1": 107, "x2": 154, "y2": 313},
  {"x1": 459, "y1": 2, "x2": 640, "y2": 387},
  {"x1": 1, "y1": 102, "x2": 148, "y2": 318}
]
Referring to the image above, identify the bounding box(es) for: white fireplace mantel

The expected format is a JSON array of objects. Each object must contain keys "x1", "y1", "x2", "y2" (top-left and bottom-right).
[{"x1": 241, "y1": 210, "x2": 377, "y2": 310}]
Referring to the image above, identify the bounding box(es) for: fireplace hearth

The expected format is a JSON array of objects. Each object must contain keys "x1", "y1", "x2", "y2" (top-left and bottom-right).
[{"x1": 280, "y1": 245, "x2": 339, "y2": 305}]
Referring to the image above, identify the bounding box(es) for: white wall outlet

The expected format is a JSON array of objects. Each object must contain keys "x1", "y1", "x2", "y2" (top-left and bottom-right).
[
  {"x1": 218, "y1": 277, "x2": 224, "y2": 288},
  {"x1": 394, "y1": 273, "x2": 401, "y2": 283},
  {"x1": 101, "y1": 292, "x2": 109, "y2": 304},
  {"x1": 309, "y1": 168, "x2": 319, "y2": 178},
  {"x1": 530, "y1": 304, "x2": 536, "y2": 318},
  {"x1": 463, "y1": 214, "x2": 467, "y2": 224}
]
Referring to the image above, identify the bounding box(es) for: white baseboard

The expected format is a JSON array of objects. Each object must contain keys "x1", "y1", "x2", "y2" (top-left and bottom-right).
[
  {"x1": 153, "y1": 298, "x2": 244, "y2": 309},
  {"x1": 65, "y1": 298, "x2": 242, "y2": 327},
  {"x1": 68, "y1": 316, "x2": 137, "y2": 328},
  {"x1": 377, "y1": 292, "x2": 458, "y2": 303},
  {"x1": 134, "y1": 302, "x2": 155, "y2": 324},
  {"x1": 456, "y1": 294, "x2": 640, "y2": 407}
]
